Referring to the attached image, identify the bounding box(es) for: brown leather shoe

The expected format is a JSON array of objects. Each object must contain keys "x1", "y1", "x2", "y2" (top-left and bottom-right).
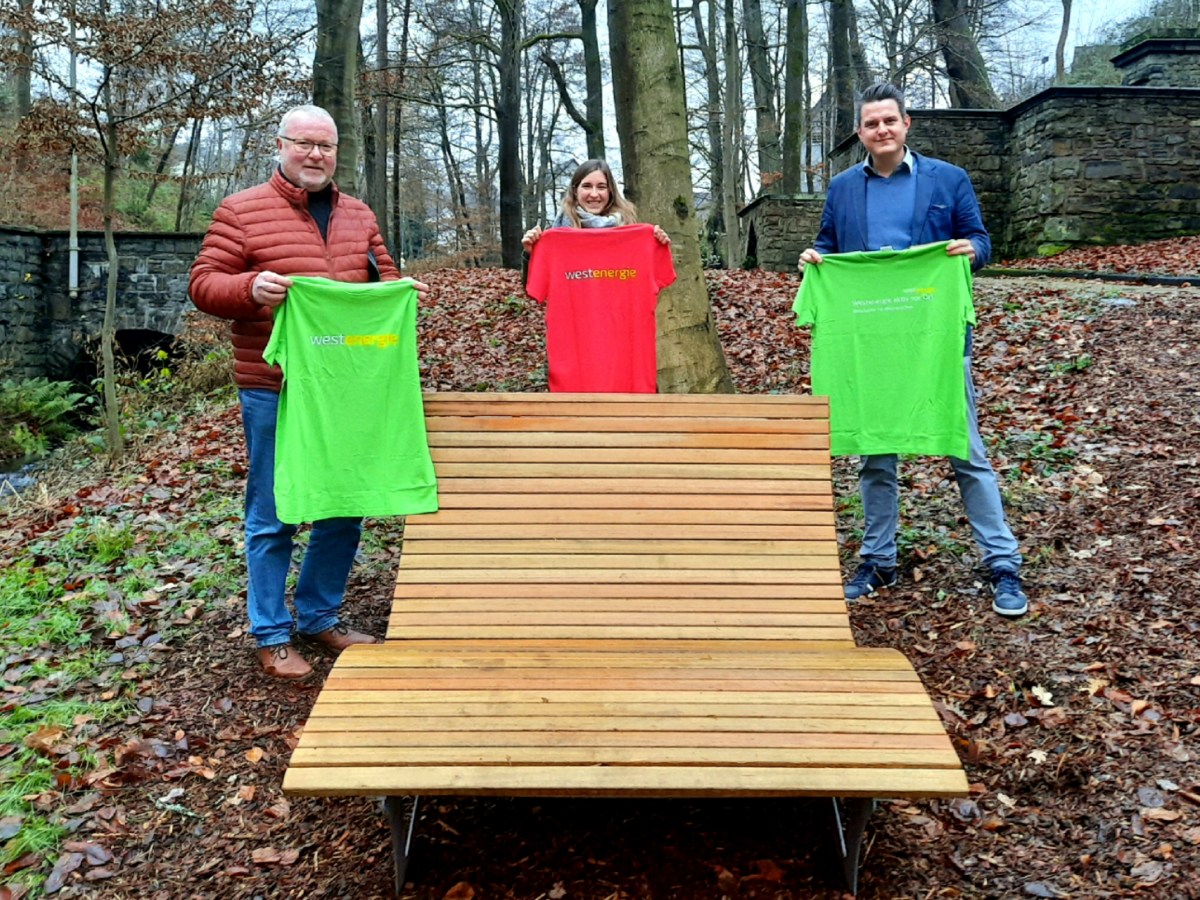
[
  {"x1": 256, "y1": 643, "x2": 313, "y2": 680},
  {"x1": 306, "y1": 622, "x2": 381, "y2": 653}
]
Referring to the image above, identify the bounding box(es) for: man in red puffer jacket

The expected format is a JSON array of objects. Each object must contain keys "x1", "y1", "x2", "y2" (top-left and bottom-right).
[{"x1": 190, "y1": 104, "x2": 428, "y2": 680}]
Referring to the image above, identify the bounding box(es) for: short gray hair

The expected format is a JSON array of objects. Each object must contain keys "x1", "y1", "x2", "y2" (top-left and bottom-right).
[{"x1": 277, "y1": 105, "x2": 337, "y2": 138}]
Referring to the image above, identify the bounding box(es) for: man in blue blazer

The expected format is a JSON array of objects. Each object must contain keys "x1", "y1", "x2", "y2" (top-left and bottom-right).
[{"x1": 799, "y1": 82, "x2": 1027, "y2": 618}]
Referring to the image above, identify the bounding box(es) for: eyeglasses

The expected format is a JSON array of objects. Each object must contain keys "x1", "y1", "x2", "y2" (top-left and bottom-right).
[{"x1": 279, "y1": 136, "x2": 338, "y2": 156}]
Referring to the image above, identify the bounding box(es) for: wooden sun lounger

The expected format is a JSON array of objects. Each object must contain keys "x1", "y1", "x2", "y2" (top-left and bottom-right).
[{"x1": 282, "y1": 393, "x2": 968, "y2": 894}]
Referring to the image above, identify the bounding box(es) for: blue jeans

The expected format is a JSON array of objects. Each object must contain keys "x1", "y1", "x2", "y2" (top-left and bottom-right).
[
  {"x1": 858, "y1": 356, "x2": 1021, "y2": 573},
  {"x1": 239, "y1": 389, "x2": 363, "y2": 649}
]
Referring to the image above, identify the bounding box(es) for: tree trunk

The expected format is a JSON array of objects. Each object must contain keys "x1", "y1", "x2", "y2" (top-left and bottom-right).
[
  {"x1": 1056, "y1": 0, "x2": 1072, "y2": 83},
  {"x1": 781, "y1": 0, "x2": 807, "y2": 194},
  {"x1": 931, "y1": 0, "x2": 1000, "y2": 108},
  {"x1": 314, "y1": 0, "x2": 366, "y2": 196},
  {"x1": 829, "y1": 0, "x2": 855, "y2": 146},
  {"x1": 743, "y1": 0, "x2": 781, "y2": 193},
  {"x1": 541, "y1": 53, "x2": 604, "y2": 161},
  {"x1": 145, "y1": 120, "x2": 184, "y2": 207},
  {"x1": 174, "y1": 116, "x2": 203, "y2": 232},
  {"x1": 496, "y1": 0, "x2": 524, "y2": 268},
  {"x1": 691, "y1": 0, "x2": 724, "y2": 263},
  {"x1": 100, "y1": 74, "x2": 123, "y2": 460},
  {"x1": 15, "y1": 0, "x2": 33, "y2": 119},
  {"x1": 608, "y1": 0, "x2": 733, "y2": 394},
  {"x1": 721, "y1": 0, "x2": 742, "y2": 267},
  {"x1": 372, "y1": 0, "x2": 390, "y2": 237},
  {"x1": 432, "y1": 79, "x2": 474, "y2": 251},
  {"x1": 579, "y1": 0, "x2": 605, "y2": 158},
  {"x1": 391, "y1": 0, "x2": 412, "y2": 257}
]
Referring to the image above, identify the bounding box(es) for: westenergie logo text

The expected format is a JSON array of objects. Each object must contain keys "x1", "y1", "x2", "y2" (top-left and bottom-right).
[
  {"x1": 564, "y1": 268, "x2": 639, "y2": 281},
  {"x1": 310, "y1": 333, "x2": 399, "y2": 348}
]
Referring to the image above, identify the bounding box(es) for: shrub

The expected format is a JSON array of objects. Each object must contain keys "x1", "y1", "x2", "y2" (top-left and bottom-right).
[{"x1": 0, "y1": 378, "x2": 90, "y2": 462}]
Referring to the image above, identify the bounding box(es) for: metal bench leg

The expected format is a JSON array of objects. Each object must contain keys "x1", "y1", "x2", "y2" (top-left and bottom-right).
[
  {"x1": 383, "y1": 795, "x2": 420, "y2": 896},
  {"x1": 828, "y1": 797, "x2": 875, "y2": 894}
]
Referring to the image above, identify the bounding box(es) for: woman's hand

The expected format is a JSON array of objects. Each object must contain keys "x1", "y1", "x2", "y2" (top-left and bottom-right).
[
  {"x1": 798, "y1": 248, "x2": 823, "y2": 268},
  {"x1": 522, "y1": 226, "x2": 543, "y2": 251},
  {"x1": 652, "y1": 225, "x2": 671, "y2": 245}
]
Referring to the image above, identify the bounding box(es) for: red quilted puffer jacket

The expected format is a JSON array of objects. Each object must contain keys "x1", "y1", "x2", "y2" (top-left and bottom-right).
[{"x1": 189, "y1": 168, "x2": 400, "y2": 391}]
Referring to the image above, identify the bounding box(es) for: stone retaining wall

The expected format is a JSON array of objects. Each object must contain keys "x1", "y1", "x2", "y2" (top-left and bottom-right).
[
  {"x1": 1113, "y1": 38, "x2": 1200, "y2": 87},
  {"x1": 0, "y1": 228, "x2": 202, "y2": 378},
  {"x1": 738, "y1": 195, "x2": 825, "y2": 272},
  {"x1": 809, "y1": 85, "x2": 1200, "y2": 261},
  {"x1": 1006, "y1": 87, "x2": 1200, "y2": 254}
]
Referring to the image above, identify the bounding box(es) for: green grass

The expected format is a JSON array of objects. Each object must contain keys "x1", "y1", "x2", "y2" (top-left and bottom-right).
[{"x1": 0, "y1": 698, "x2": 129, "y2": 884}]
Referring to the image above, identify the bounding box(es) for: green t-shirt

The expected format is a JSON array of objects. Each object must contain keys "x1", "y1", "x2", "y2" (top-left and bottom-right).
[
  {"x1": 263, "y1": 276, "x2": 438, "y2": 523},
  {"x1": 793, "y1": 242, "x2": 975, "y2": 458}
]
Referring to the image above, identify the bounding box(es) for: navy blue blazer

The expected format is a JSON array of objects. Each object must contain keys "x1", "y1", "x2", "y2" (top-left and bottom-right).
[{"x1": 813, "y1": 151, "x2": 991, "y2": 270}]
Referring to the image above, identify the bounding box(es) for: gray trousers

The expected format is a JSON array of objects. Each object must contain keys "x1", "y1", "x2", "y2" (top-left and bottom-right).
[{"x1": 857, "y1": 354, "x2": 1021, "y2": 572}]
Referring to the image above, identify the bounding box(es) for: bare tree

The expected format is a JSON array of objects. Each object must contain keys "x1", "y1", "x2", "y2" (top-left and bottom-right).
[
  {"x1": 691, "y1": 0, "x2": 725, "y2": 261},
  {"x1": 829, "y1": 0, "x2": 856, "y2": 144},
  {"x1": 781, "y1": 0, "x2": 808, "y2": 194},
  {"x1": 743, "y1": 0, "x2": 781, "y2": 193},
  {"x1": 931, "y1": 0, "x2": 1000, "y2": 107},
  {"x1": 314, "y1": 0, "x2": 366, "y2": 194},
  {"x1": 1056, "y1": 0, "x2": 1071, "y2": 83},
  {"x1": 608, "y1": 0, "x2": 733, "y2": 393},
  {"x1": 16, "y1": 0, "x2": 286, "y2": 457},
  {"x1": 538, "y1": 0, "x2": 605, "y2": 158},
  {"x1": 721, "y1": 0, "x2": 743, "y2": 266}
]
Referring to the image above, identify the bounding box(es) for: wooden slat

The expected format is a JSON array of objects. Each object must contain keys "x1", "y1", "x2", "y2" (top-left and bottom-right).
[
  {"x1": 401, "y1": 539, "x2": 835, "y2": 556},
  {"x1": 282, "y1": 765, "x2": 967, "y2": 799},
  {"x1": 391, "y1": 598, "x2": 845, "y2": 612},
  {"x1": 424, "y1": 415, "x2": 830, "y2": 435},
  {"x1": 390, "y1": 570, "x2": 843, "y2": 585},
  {"x1": 411, "y1": 508, "x2": 834, "y2": 524},
  {"x1": 400, "y1": 553, "x2": 837, "y2": 570},
  {"x1": 433, "y1": 463, "x2": 830, "y2": 481},
  {"x1": 435, "y1": 478, "x2": 830, "y2": 495},
  {"x1": 404, "y1": 524, "x2": 837, "y2": 540},
  {"x1": 427, "y1": 492, "x2": 833, "y2": 510},
  {"x1": 430, "y1": 447, "x2": 831, "y2": 465},
  {"x1": 392, "y1": 584, "x2": 848, "y2": 601},
  {"x1": 310, "y1": 690, "x2": 936, "y2": 708},
  {"x1": 289, "y1": 747, "x2": 957, "y2": 768},
  {"x1": 330, "y1": 641, "x2": 916, "y2": 662},
  {"x1": 294, "y1": 730, "x2": 952, "y2": 751},
  {"x1": 428, "y1": 431, "x2": 830, "y2": 450}
]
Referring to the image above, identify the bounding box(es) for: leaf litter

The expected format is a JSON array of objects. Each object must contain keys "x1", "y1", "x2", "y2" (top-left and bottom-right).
[{"x1": 0, "y1": 257, "x2": 1197, "y2": 898}]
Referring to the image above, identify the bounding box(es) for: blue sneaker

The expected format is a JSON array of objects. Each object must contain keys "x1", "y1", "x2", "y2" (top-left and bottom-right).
[
  {"x1": 990, "y1": 569, "x2": 1029, "y2": 617},
  {"x1": 844, "y1": 562, "x2": 898, "y2": 600}
]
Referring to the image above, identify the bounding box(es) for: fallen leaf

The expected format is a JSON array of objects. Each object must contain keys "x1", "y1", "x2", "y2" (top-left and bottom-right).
[
  {"x1": 443, "y1": 882, "x2": 476, "y2": 900},
  {"x1": 251, "y1": 847, "x2": 282, "y2": 865},
  {"x1": 42, "y1": 852, "x2": 83, "y2": 894},
  {"x1": 245, "y1": 747, "x2": 264, "y2": 764},
  {"x1": 1140, "y1": 808, "x2": 1181, "y2": 822},
  {"x1": 23, "y1": 725, "x2": 65, "y2": 755}
]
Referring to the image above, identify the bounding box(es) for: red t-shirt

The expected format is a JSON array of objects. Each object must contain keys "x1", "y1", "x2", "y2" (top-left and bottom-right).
[{"x1": 526, "y1": 224, "x2": 677, "y2": 392}]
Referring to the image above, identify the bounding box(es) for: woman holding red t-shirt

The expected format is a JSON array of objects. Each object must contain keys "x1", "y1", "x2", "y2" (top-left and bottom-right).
[
  {"x1": 521, "y1": 159, "x2": 677, "y2": 392},
  {"x1": 522, "y1": 159, "x2": 670, "y2": 250}
]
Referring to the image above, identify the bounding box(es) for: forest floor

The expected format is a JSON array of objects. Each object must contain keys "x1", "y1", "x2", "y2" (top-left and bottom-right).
[{"x1": 1, "y1": 253, "x2": 1198, "y2": 899}]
